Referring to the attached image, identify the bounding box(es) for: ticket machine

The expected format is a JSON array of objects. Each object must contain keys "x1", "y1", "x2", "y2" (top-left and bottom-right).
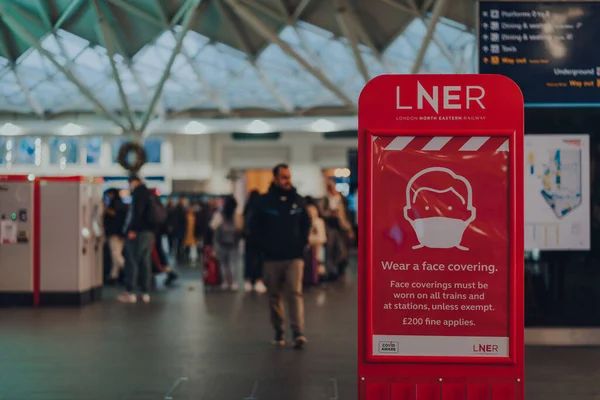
[
  {"x1": 0, "y1": 175, "x2": 38, "y2": 306},
  {"x1": 38, "y1": 176, "x2": 104, "y2": 306}
]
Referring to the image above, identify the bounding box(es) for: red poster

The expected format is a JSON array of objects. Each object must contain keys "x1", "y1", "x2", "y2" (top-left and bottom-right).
[
  {"x1": 370, "y1": 136, "x2": 509, "y2": 358},
  {"x1": 358, "y1": 74, "x2": 524, "y2": 400}
]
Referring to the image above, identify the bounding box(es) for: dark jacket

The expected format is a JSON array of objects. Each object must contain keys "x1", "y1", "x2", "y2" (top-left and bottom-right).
[
  {"x1": 171, "y1": 205, "x2": 187, "y2": 239},
  {"x1": 125, "y1": 184, "x2": 153, "y2": 233},
  {"x1": 249, "y1": 184, "x2": 310, "y2": 261},
  {"x1": 104, "y1": 198, "x2": 128, "y2": 237},
  {"x1": 193, "y1": 206, "x2": 209, "y2": 239}
]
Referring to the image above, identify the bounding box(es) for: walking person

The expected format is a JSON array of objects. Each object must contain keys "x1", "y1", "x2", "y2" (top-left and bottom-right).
[
  {"x1": 319, "y1": 179, "x2": 354, "y2": 281},
  {"x1": 118, "y1": 175, "x2": 156, "y2": 304},
  {"x1": 249, "y1": 164, "x2": 311, "y2": 349},
  {"x1": 164, "y1": 197, "x2": 177, "y2": 253},
  {"x1": 103, "y1": 188, "x2": 127, "y2": 284},
  {"x1": 305, "y1": 204, "x2": 327, "y2": 287},
  {"x1": 243, "y1": 190, "x2": 267, "y2": 293},
  {"x1": 184, "y1": 205, "x2": 199, "y2": 265},
  {"x1": 210, "y1": 195, "x2": 244, "y2": 291},
  {"x1": 171, "y1": 197, "x2": 188, "y2": 263},
  {"x1": 153, "y1": 192, "x2": 178, "y2": 286}
]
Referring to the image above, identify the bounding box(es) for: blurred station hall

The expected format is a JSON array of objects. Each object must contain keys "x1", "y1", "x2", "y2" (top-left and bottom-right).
[{"x1": 0, "y1": 0, "x2": 599, "y2": 399}]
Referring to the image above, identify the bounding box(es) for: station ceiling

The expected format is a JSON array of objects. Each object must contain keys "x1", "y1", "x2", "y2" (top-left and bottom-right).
[{"x1": 0, "y1": 0, "x2": 475, "y2": 133}]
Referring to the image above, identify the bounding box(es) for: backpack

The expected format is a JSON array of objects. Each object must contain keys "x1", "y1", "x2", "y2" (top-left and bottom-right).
[
  {"x1": 216, "y1": 218, "x2": 238, "y2": 247},
  {"x1": 147, "y1": 193, "x2": 167, "y2": 228}
]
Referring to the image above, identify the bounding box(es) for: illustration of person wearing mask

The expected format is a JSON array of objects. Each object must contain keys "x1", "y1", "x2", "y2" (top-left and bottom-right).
[{"x1": 403, "y1": 167, "x2": 476, "y2": 251}]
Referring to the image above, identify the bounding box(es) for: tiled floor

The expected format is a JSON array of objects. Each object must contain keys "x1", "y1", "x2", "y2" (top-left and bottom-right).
[{"x1": 0, "y1": 268, "x2": 598, "y2": 399}]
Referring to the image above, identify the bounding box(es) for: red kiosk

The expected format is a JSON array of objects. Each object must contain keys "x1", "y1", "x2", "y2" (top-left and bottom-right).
[{"x1": 358, "y1": 74, "x2": 524, "y2": 400}]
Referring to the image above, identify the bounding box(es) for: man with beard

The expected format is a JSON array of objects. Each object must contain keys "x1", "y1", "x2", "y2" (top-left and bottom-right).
[{"x1": 250, "y1": 164, "x2": 311, "y2": 349}]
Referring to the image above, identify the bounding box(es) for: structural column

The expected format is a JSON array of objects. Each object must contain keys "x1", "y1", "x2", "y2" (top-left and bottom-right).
[
  {"x1": 159, "y1": 139, "x2": 174, "y2": 194},
  {"x1": 207, "y1": 135, "x2": 231, "y2": 195},
  {"x1": 289, "y1": 140, "x2": 324, "y2": 198}
]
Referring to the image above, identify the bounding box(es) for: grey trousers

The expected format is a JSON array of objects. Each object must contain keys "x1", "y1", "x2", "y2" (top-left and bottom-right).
[
  {"x1": 264, "y1": 258, "x2": 305, "y2": 334},
  {"x1": 217, "y1": 246, "x2": 239, "y2": 285},
  {"x1": 124, "y1": 231, "x2": 154, "y2": 294}
]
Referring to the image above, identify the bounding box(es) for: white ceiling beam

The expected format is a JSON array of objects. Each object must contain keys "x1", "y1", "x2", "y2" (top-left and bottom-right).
[
  {"x1": 179, "y1": 42, "x2": 231, "y2": 115},
  {"x1": 53, "y1": 0, "x2": 86, "y2": 31},
  {"x1": 128, "y1": 64, "x2": 155, "y2": 105},
  {"x1": 410, "y1": 0, "x2": 448, "y2": 73},
  {"x1": 0, "y1": 5, "x2": 128, "y2": 130},
  {"x1": 380, "y1": 0, "x2": 418, "y2": 16},
  {"x1": 293, "y1": 26, "x2": 328, "y2": 72},
  {"x1": 91, "y1": 1, "x2": 161, "y2": 117},
  {"x1": 34, "y1": 0, "x2": 53, "y2": 31},
  {"x1": 170, "y1": 0, "x2": 196, "y2": 28},
  {"x1": 239, "y1": 0, "x2": 284, "y2": 22},
  {"x1": 216, "y1": 0, "x2": 253, "y2": 54},
  {"x1": 139, "y1": 0, "x2": 203, "y2": 134},
  {"x1": 304, "y1": 72, "x2": 360, "y2": 111},
  {"x1": 13, "y1": 69, "x2": 44, "y2": 116},
  {"x1": 216, "y1": 0, "x2": 293, "y2": 113},
  {"x1": 107, "y1": 0, "x2": 191, "y2": 120},
  {"x1": 52, "y1": 75, "x2": 113, "y2": 113},
  {"x1": 334, "y1": 0, "x2": 370, "y2": 83},
  {"x1": 152, "y1": 0, "x2": 170, "y2": 25},
  {"x1": 274, "y1": 0, "x2": 289, "y2": 18},
  {"x1": 224, "y1": 0, "x2": 356, "y2": 110},
  {"x1": 293, "y1": 0, "x2": 313, "y2": 20},
  {"x1": 255, "y1": 66, "x2": 295, "y2": 113},
  {"x1": 106, "y1": 0, "x2": 167, "y2": 29},
  {"x1": 340, "y1": 4, "x2": 392, "y2": 73},
  {"x1": 407, "y1": 0, "x2": 460, "y2": 72},
  {"x1": 92, "y1": 0, "x2": 136, "y2": 130},
  {"x1": 422, "y1": 0, "x2": 435, "y2": 12},
  {"x1": 0, "y1": 20, "x2": 16, "y2": 62}
]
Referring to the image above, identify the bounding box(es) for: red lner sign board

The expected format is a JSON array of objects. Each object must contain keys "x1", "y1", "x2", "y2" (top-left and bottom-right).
[{"x1": 358, "y1": 75, "x2": 524, "y2": 400}]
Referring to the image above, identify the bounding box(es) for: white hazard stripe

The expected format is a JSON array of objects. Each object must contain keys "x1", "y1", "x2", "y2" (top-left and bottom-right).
[
  {"x1": 496, "y1": 139, "x2": 509, "y2": 152},
  {"x1": 459, "y1": 136, "x2": 490, "y2": 151},
  {"x1": 385, "y1": 136, "x2": 414, "y2": 150},
  {"x1": 382, "y1": 136, "x2": 509, "y2": 152},
  {"x1": 422, "y1": 137, "x2": 451, "y2": 150}
]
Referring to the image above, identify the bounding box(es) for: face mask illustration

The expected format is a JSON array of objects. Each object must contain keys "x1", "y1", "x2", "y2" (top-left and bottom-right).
[{"x1": 403, "y1": 167, "x2": 476, "y2": 251}]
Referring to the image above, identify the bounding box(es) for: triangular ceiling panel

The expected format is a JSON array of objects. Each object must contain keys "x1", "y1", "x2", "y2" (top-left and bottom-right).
[{"x1": 0, "y1": 0, "x2": 475, "y2": 121}]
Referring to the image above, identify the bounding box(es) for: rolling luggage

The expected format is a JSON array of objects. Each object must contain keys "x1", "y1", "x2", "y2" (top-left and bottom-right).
[{"x1": 203, "y1": 246, "x2": 221, "y2": 289}]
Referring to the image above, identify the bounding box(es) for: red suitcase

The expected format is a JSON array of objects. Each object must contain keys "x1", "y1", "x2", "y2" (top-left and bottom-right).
[{"x1": 203, "y1": 246, "x2": 221, "y2": 289}]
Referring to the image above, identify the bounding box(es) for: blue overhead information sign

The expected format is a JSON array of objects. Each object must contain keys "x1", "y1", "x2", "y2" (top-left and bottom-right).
[{"x1": 479, "y1": 1, "x2": 600, "y2": 106}]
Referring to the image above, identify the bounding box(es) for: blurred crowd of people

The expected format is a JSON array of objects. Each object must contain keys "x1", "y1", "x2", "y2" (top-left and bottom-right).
[{"x1": 102, "y1": 164, "x2": 354, "y2": 348}]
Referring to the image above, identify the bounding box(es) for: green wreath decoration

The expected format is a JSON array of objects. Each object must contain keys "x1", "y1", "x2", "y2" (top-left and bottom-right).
[{"x1": 117, "y1": 141, "x2": 146, "y2": 172}]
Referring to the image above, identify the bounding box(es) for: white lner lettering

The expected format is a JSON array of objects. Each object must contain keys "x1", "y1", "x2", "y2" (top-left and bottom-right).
[
  {"x1": 417, "y1": 82, "x2": 438, "y2": 113},
  {"x1": 443, "y1": 86, "x2": 461, "y2": 110},
  {"x1": 466, "y1": 86, "x2": 485, "y2": 110},
  {"x1": 395, "y1": 84, "x2": 486, "y2": 113}
]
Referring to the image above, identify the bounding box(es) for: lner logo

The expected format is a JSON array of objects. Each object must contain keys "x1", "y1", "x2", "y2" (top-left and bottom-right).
[{"x1": 378, "y1": 341, "x2": 399, "y2": 353}]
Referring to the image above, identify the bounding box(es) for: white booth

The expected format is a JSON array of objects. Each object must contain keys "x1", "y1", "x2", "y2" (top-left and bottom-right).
[
  {"x1": 38, "y1": 176, "x2": 104, "y2": 306},
  {"x1": 0, "y1": 175, "x2": 38, "y2": 306}
]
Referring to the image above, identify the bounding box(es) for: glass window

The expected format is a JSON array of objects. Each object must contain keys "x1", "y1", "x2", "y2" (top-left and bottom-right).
[
  {"x1": 143, "y1": 137, "x2": 162, "y2": 163},
  {"x1": 81, "y1": 137, "x2": 103, "y2": 164},
  {"x1": 0, "y1": 137, "x2": 13, "y2": 165},
  {"x1": 17, "y1": 137, "x2": 42, "y2": 165},
  {"x1": 111, "y1": 137, "x2": 161, "y2": 164},
  {"x1": 49, "y1": 137, "x2": 78, "y2": 166},
  {"x1": 111, "y1": 137, "x2": 128, "y2": 163}
]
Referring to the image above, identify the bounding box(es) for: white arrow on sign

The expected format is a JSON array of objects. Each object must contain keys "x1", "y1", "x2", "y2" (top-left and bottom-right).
[
  {"x1": 482, "y1": 46, "x2": 489, "y2": 52},
  {"x1": 483, "y1": 23, "x2": 489, "y2": 29}
]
